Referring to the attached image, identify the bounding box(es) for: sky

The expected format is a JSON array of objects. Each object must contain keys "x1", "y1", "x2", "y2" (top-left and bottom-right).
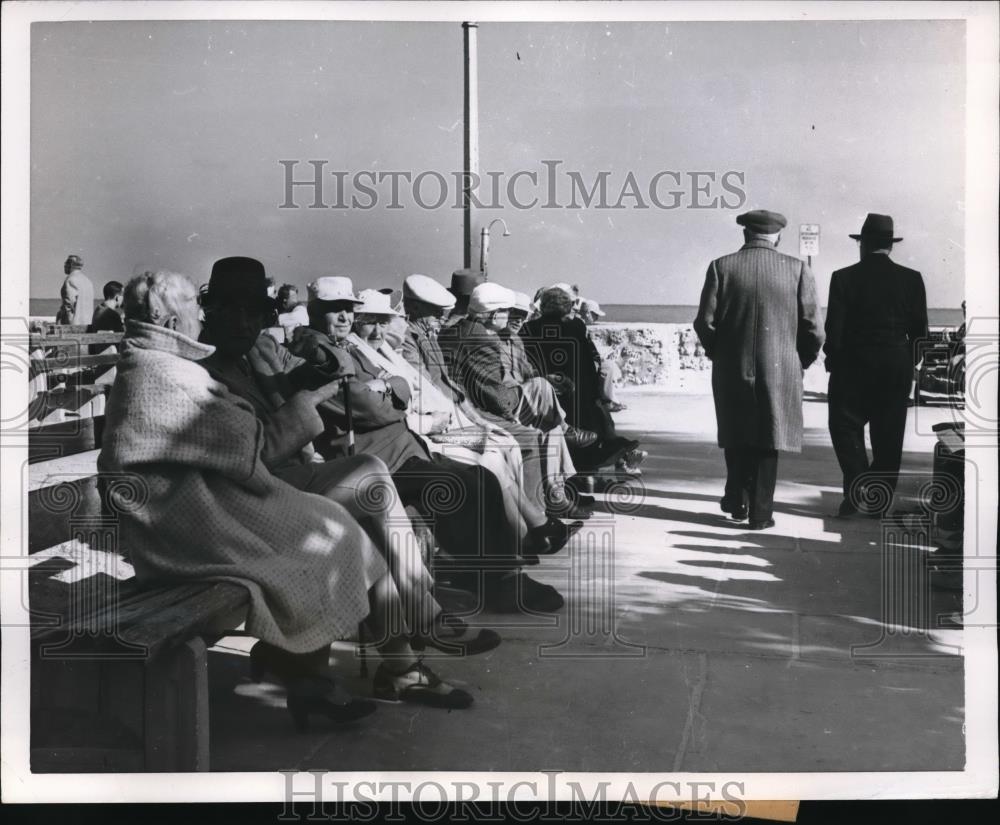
[{"x1": 30, "y1": 19, "x2": 966, "y2": 307}]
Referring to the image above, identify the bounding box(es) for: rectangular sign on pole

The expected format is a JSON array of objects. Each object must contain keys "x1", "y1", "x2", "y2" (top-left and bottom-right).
[{"x1": 799, "y1": 224, "x2": 821, "y2": 258}]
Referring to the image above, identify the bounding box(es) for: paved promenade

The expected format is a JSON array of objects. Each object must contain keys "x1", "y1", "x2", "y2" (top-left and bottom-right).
[{"x1": 207, "y1": 391, "x2": 965, "y2": 773}]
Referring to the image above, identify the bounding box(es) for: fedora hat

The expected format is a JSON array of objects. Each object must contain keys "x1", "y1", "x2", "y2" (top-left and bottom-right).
[
  {"x1": 849, "y1": 213, "x2": 903, "y2": 243},
  {"x1": 449, "y1": 268, "x2": 486, "y2": 297},
  {"x1": 205, "y1": 256, "x2": 275, "y2": 310},
  {"x1": 355, "y1": 288, "x2": 403, "y2": 317},
  {"x1": 308, "y1": 276, "x2": 363, "y2": 304}
]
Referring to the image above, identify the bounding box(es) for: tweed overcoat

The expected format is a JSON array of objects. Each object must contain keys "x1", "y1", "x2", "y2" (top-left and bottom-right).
[
  {"x1": 97, "y1": 321, "x2": 386, "y2": 653},
  {"x1": 694, "y1": 239, "x2": 824, "y2": 452}
]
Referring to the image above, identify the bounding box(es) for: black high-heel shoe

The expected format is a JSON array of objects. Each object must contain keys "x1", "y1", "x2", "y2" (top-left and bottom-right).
[
  {"x1": 285, "y1": 676, "x2": 377, "y2": 732},
  {"x1": 249, "y1": 642, "x2": 376, "y2": 731}
]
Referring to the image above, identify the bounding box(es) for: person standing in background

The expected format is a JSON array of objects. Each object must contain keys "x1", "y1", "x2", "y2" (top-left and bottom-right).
[
  {"x1": 824, "y1": 213, "x2": 929, "y2": 516},
  {"x1": 694, "y1": 209, "x2": 824, "y2": 530},
  {"x1": 55, "y1": 254, "x2": 94, "y2": 326}
]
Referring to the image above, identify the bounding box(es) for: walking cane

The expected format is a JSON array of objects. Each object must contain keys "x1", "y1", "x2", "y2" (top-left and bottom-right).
[{"x1": 343, "y1": 374, "x2": 369, "y2": 677}]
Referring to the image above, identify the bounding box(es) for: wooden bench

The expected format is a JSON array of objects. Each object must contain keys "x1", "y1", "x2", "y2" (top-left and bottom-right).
[{"x1": 28, "y1": 328, "x2": 251, "y2": 772}]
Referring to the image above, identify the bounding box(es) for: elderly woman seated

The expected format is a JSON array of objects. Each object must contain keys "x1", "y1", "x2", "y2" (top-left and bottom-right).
[
  {"x1": 287, "y1": 276, "x2": 565, "y2": 614},
  {"x1": 98, "y1": 269, "x2": 479, "y2": 733}
]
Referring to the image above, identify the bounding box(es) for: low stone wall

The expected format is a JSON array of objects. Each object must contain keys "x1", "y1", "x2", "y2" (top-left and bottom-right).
[{"x1": 589, "y1": 322, "x2": 828, "y2": 394}]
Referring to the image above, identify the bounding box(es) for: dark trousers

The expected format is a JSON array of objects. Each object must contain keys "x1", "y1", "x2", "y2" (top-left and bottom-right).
[
  {"x1": 723, "y1": 447, "x2": 779, "y2": 522},
  {"x1": 828, "y1": 350, "x2": 911, "y2": 508},
  {"x1": 393, "y1": 454, "x2": 518, "y2": 578}
]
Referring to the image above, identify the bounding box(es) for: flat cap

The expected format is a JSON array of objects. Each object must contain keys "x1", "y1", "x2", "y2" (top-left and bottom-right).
[
  {"x1": 736, "y1": 209, "x2": 787, "y2": 233},
  {"x1": 469, "y1": 283, "x2": 516, "y2": 314},
  {"x1": 308, "y1": 276, "x2": 363, "y2": 304},
  {"x1": 403, "y1": 274, "x2": 456, "y2": 309},
  {"x1": 65, "y1": 254, "x2": 84, "y2": 268}
]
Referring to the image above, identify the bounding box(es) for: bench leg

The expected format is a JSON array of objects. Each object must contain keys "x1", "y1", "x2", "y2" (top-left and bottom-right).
[{"x1": 143, "y1": 637, "x2": 209, "y2": 771}]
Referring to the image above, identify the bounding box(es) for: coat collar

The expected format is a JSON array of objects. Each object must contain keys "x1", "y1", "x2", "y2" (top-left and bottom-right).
[
  {"x1": 740, "y1": 239, "x2": 778, "y2": 251},
  {"x1": 124, "y1": 320, "x2": 216, "y2": 361}
]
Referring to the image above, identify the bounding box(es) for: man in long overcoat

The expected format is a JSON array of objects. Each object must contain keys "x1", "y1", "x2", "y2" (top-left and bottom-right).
[
  {"x1": 824, "y1": 213, "x2": 928, "y2": 516},
  {"x1": 694, "y1": 209, "x2": 824, "y2": 529}
]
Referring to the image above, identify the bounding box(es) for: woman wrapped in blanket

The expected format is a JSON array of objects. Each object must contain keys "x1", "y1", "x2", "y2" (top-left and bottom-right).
[{"x1": 98, "y1": 270, "x2": 480, "y2": 732}]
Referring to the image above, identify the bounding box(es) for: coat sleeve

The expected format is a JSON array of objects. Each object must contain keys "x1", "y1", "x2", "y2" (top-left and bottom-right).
[
  {"x1": 909, "y1": 271, "x2": 930, "y2": 367},
  {"x1": 823, "y1": 271, "x2": 845, "y2": 372},
  {"x1": 693, "y1": 261, "x2": 720, "y2": 359},
  {"x1": 463, "y1": 339, "x2": 521, "y2": 418},
  {"x1": 257, "y1": 392, "x2": 326, "y2": 467},
  {"x1": 796, "y1": 262, "x2": 825, "y2": 369}
]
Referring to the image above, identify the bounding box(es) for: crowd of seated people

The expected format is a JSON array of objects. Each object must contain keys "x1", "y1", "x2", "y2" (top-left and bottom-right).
[{"x1": 96, "y1": 257, "x2": 643, "y2": 733}]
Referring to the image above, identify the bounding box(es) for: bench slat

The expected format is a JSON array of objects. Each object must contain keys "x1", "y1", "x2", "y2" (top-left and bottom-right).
[
  {"x1": 30, "y1": 353, "x2": 120, "y2": 375},
  {"x1": 31, "y1": 332, "x2": 124, "y2": 348}
]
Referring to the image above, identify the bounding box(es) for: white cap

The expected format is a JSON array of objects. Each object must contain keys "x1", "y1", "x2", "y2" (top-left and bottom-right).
[
  {"x1": 511, "y1": 291, "x2": 533, "y2": 314},
  {"x1": 403, "y1": 274, "x2": 456, "y2": 309},
  {"x1": 468, "y1": 283, "x2": 516, "y2": 314},
  {"x1": 549, "y1": 282, "x2": 574, "y2": 296},
  {"x1": 308, "y1": 276, "x2": 362, "y2": 304},
  {"x1": 355, "y1": 288, "x2": 403, "y2": 316},
  {"x1": 580, "y1": 298, "x2": 605, "y2": 317}
]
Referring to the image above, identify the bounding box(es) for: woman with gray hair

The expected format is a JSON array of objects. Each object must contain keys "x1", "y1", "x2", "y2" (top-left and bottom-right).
[{"x1": 99, "y1": 270, "x2": 475, "y2": 732}]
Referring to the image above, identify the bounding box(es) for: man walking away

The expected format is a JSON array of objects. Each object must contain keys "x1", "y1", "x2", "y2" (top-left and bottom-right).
[
  {"x1": 824, "y1": 213, "x2": 929, "y2": 516},
  {"x1": 694, "y1": 209, "x2": 824, "y2": 530}
]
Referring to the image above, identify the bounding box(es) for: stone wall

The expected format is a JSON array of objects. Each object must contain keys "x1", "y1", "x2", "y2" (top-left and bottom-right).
[{"x1": 589, "y1": 322, "x2": 828, "y2": 394}]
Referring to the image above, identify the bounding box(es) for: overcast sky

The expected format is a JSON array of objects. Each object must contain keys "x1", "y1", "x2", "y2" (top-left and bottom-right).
[{"x1": 30, "y1": 19, "x2": 965, "y2": 307}]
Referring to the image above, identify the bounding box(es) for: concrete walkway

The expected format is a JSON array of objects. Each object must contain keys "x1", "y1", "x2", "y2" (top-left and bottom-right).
[{"x1": 207, "y1": 391, "x2": 964, "y2": 773}]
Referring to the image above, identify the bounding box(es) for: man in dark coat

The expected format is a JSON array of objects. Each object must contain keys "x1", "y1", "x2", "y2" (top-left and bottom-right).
[
  {"x1": 824, "y1": 213, "x2": 929, "y2": 516},
  {"x1": 694, "y1": 209, "x2": 824, "y2": 529}
]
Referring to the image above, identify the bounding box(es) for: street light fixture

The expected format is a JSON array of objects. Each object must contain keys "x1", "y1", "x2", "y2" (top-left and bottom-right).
[{"x1": 480, "y1": 218, "x2": 511, "y2": 279}]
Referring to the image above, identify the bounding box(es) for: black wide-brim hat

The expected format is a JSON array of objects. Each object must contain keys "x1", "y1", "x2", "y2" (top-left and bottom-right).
[
  {"x1": 448, "y1": 268, "x2": 486, "y2": 297},
  {"x1": 849, "y1": 213, "x2": 903, "y2": 242},
  {"x1": 204, "y1": 256, "x2": 276, "y2": 310}
]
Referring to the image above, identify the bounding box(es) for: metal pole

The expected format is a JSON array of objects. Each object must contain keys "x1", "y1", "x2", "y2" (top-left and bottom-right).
[
  {"x1": 480, "y1": 224, "x2": 490, "y2": 277},
  {"x1": 463, "y1": 22, "x2": 479, "y2": 270}
]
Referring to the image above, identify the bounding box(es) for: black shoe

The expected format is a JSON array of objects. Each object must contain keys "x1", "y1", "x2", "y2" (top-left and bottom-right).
[
  {"x1": 747, "y1": 518, "x2": 776, "y2": 531},
  {"x1": 719, "y1": 497, "x2": 748, "y2": 521},
  {"x1": 564, "y1": 426, "x2": 599, "y2": 449},
  {"x1": 547, "y1": 502, "x2": 592, "y2": 521},
  {"x1": 372, "y1": 660, "x2": 474, "y2": 709},
  {"x1": 410, "y1": 613, "x2": 502, "y2": 656},
  {"x1": 836, "y1": 500, "x2": 859, "y2": 518},
  {"x1": 527, "y1": 518, "x2": 583, "y2": 554},
  {"x1": 285, "y1": 675, "x2": 377, "y2": 732},
  {"x1": 487, "y1": 573, "x2": 565, "y2": 613}
]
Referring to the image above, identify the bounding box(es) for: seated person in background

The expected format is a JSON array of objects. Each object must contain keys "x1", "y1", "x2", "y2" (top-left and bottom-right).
[
  {"x1": 438, "y1": 283, "x2": 604, "y2": 509},
  {"x1": 399, "y1": 276, "x2": 582, "y2": 530},
  {"x1": 577, "y1": 297, "x2": 626, "y2": 413},
  {"x1": 89, "y1": 280, "x2": 125, "y2": 332},
  {"x1": 276, "y1": 283, "x2": 309, "y2": 341},
  {"x1": 349, "y1": 284, "x2": 581, "y2": 557},
  {"x1": 87, "y1": 279, "x2": 126, "y2": 361},
  {"x1": 99, "y1": 269, "x2": 476, "y2": 733},
  {"x1": 288, "y1": 276, "x2": 564, "y2": 614},
  {"x1": 521, "y1": 285, "x2": 644, "y2": 473},
  {"x1": 199, "y1": 257, "x2": 500, "y2": 657}
]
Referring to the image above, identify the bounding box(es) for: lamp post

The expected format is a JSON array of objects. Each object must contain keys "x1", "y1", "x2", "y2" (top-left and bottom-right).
[{"x1": 480, "y1": 218, "x2": 511, "y2": 280}]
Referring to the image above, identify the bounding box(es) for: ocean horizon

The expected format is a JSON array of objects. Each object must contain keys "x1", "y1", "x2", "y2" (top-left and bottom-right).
[{"x1": 27, "y1": 298, "x2": 965, "y2": 328}]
